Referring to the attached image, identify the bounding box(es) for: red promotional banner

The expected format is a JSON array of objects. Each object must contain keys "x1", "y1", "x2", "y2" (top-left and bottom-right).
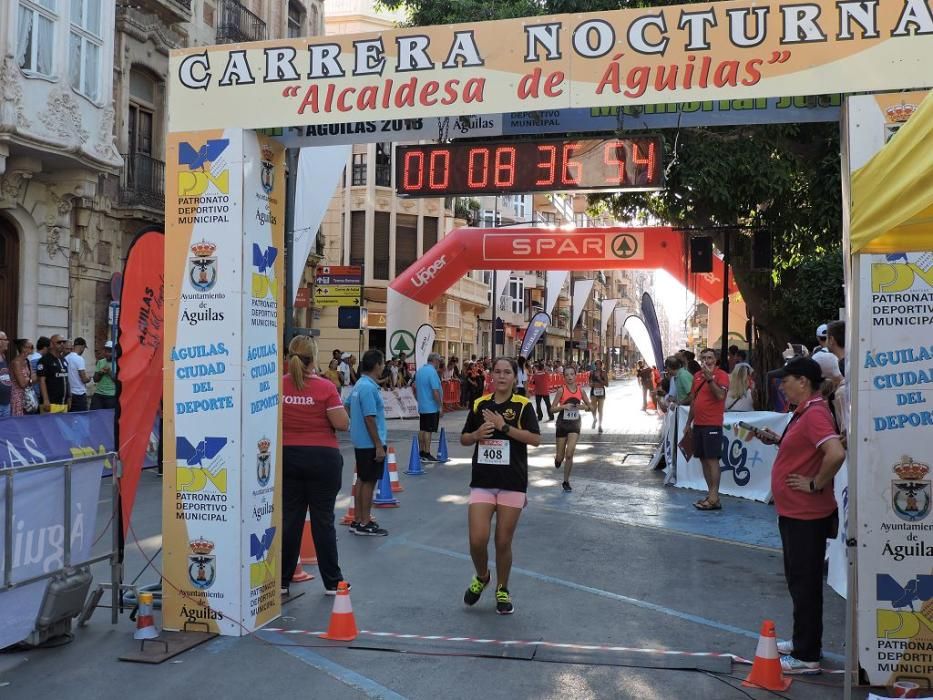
[{"x1": 116, "y1": 227, "x2": 165, "y2": 536}]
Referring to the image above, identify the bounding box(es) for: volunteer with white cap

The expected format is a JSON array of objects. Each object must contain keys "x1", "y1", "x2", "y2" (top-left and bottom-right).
[
  {"x1": 812, "y1": 323, "x2": 829, "y2": 356},
  {"x1": 91, "y1": 341, "x2": 117, "y2": 410}
]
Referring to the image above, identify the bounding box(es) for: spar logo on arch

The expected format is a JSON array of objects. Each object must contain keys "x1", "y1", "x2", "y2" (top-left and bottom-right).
[{"x1": 483, "y1": 231, "x2": 644, "y2": 262}]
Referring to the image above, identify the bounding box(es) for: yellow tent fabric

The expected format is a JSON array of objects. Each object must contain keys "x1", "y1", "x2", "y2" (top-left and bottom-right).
[{"x1": 851, "y1": 94, "x2": 933, "y2": 253}]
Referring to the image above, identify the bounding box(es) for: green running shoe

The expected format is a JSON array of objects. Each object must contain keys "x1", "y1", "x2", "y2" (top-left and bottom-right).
[
  {"x1": 463, "y1": 573, "x2": 489, "y2": 606},
  {"x1": 495, "y1": 585, "x2": 514, "y2": 615}
]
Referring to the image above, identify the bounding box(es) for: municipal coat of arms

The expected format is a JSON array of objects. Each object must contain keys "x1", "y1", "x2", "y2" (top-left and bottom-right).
[
  {"x1": 257, "y1": 437, "x2": 272, "y2": 487},
  {"x1": 188, "y1": 537, "x2": 216, "y2": 589},
  {"x1": 892, "y1": 456, "x2": 931, "y2": 522},
  {"x1": 189, "y1": 240, "x2": 217, "y2": 291}
]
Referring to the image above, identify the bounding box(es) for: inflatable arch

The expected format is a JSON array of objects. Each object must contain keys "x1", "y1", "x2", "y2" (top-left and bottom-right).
[{"x1": 387, "y1": 226, "x2": 737, "y2": 355}]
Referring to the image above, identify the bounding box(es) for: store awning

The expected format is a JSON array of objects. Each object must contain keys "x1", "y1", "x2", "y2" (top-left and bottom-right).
[{"x1": 851, "y1": 94, "x2": 933, "y2": 254}]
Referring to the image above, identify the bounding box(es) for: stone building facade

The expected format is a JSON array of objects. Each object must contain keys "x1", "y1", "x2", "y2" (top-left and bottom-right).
[{"x1": 0, "y1": 0, "x2": 322, "y2": 355}]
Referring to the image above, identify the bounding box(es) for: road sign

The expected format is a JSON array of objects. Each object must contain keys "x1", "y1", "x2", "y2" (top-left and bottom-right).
[
  {"x1": 315, "y1": 296, "x2": 360, "y2": 307},
  {"x1": 314, "y1": 274, "x2": 361, "y2": 285},
  {"x1": 108, "y1": 301, "x2": 120, "y2": 327},
  {"x1": 317, "y1": 285, "x2": 361, "y2": 297}
]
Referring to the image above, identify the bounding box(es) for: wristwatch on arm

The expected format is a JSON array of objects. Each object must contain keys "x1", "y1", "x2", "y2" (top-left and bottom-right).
[{"x1": 501, "y1": 423, "x2": 510, "y2": 435}]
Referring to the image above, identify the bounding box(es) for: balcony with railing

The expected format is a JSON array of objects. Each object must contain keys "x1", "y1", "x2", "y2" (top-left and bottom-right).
[
  {"x1": 216, "y1": 0, "x2": 267, "y2": 44},
  {"x1": 119, "y1": 153, "x2": 165, "y2": 210}
]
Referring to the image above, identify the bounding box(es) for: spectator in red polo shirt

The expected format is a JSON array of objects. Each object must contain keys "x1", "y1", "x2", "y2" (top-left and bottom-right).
[
  {"x1": 755, "y1": 357, "x2": 845, "y2": 675},
  {"x1": 683, "y1": 348, "x2": 730, "y2": 511},
  {"x1": 281, "y1": 335, "x2": 350, "y2": 596}
]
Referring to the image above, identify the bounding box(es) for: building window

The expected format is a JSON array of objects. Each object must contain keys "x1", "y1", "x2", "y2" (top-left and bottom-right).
[
  {"x1": 128, "y1": 69, "x2": 157, "y2": 155},
  {"x1": 375, "y1": 142, "x2": 392, "y2": 187},
  {"x1": 373, "y1": 212, "x2": 389, "y2": 280},
  {"x1": 287, "y1": 0, "x2": 305, "y2": 38},
  {"x1": 349, "y1": 211, "x2": 365, "y2": 266},
  {"x1": 203, "y1": 2, "x2": 215, "y2": 27},
  {"x1": 508, "y1": 275, "x2": 524, "y2": 316},
  {"x1": 481, "y1": 210, "x2": 500, "y2": 228},
  {"x1": 351, "y1": 152, "x2": 367, "y2": 186},
  {"x1": 395, "y1": 214, "x2": 417, "y2": 276},
  {"x1": 513, "y1": 195, "x2": 528, "y2": 220},
  {"x1": 69, "y1": 0, "x2": 102, "y2": 101},
  {"x1": 423, "y1": 217, "x2": 438, "y2": 253},
  {"x1": 17, "y1": 0, "x2": 57, "y2": 76}
]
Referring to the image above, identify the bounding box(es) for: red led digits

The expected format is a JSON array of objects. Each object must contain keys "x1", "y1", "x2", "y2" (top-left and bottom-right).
[
  {"x1": 561, "y1": 143, "x2": 582, "y2": 186},
  {"x1": 632, "y1": 141, "x2": 657, "y2": 183},
  {"x1": 395, "y1": 137, "x2": 661, "y2": 196},
  {"x1": 494, "y1": 147, "x2": 516, "y2": 188},
  {"x1": 536, "y1": 144, "x2": 557, "y2": 186},
  {"x1": 467, "y1": 148, "x2": 489, "y2": 189},
  {"x1": 603, "y1": 141, "x2": 625, "y2": 185},
  {"x1": 402, "y1": 150, "x2": 424, "y2": 191},
  {"x1": 428, "y1": 149, "x2": 450, "y2": 190}
]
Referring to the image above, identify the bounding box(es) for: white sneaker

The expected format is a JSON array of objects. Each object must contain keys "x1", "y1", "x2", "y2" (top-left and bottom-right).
[
  {"x1": 776, "y1": 640, "x2": 793, "y2": 655},
  {"x1": 780, "y1": 655, "x2": 821, "y2": 675}
]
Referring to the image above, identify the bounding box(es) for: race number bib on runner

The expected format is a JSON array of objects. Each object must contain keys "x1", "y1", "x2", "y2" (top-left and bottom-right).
[
  {"x1": 478, "y1": 439, "x2": 510, "y2": 466},
  {"x1": 592, "y1": 387, "x2": 605, "y2": 397},
  {"x1": 563, "y1": 407, "x2": 580, "y2": 420}
]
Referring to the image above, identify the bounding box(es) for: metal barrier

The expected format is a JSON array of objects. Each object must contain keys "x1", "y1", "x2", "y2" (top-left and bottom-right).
[{"x1": 2, "y1": 452, "x2": 123, "y2": 644}]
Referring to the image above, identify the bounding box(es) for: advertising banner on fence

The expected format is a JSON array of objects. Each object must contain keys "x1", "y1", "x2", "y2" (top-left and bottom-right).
[
  {"x1": 168, "y1": 1, "x2": 931, "y2": 132},
  {"x1": 856, "y1": 251, "x2": 933, "y2": 686},
  {"x1": 665, "y1": 407, "x2": 791, "y2": 503},
  {"x1": 163, "y1": 130, "x2": 283, "y2": 635},
  {"x1": 0, "y1": 456, "x2": 103, "y2": 649}
]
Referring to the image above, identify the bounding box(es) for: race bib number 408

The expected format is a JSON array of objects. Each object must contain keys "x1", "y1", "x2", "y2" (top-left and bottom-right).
[{"x1": 478, "y1": 439, "x2": 510, "y2": 466}]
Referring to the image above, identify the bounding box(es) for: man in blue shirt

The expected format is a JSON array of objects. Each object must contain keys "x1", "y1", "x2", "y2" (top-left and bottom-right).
[
  {"x1": 414, "y1": 352, "x2": 444, "y2": 462},
  {"x1": 345, "y1": 349, "x2": 389, "y2": 536}
]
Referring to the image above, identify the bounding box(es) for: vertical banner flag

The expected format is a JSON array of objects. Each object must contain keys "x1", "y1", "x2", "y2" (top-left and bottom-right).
[
  {"x1": 116, "y1": 227, "x2": 165, "y2": 536},
  {"x1": 600, "y1": 299, "x2": 619, "y2": 339},
  {"x1": 622, "y1": 315, "x2": 656, "y2": 368},
  {"x1": 520, "y1": 312, "x2": 550, "y2": 358},
  {"x1": 415, "y1": 323, "x2": 436, "y2": 368},
  {"x1": 163, "y1": 129, "x2": 284, "y2": 636},
  {"x1": 494, "y1": 270, "x2": 511, "y2": 312},
  {"x1": 641, "y1": 293, "x2": 665, "y2": 370},
  {"x1": 571, "y1": 278, "x2": 596, "y2": 331},
  {"x1": 292, "y1": 145, "x2": 351, "y2": 303},
  {"x1": 856, "y1": 251, "x2": 933, "y2": 686},
  {"x1": 545, "y1": 271, "x2": 569, "y2": 317}
]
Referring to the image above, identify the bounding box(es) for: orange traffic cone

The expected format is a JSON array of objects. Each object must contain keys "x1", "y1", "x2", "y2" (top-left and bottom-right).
[
  {"x1": 387, "y1": 447, "x2": 403, "y2": 493},
  {"x1": 300, "y1": 519, "x2": 318, "y2": 564},
  {"x1": 320, "y1": 582, "x2": 358, "y2": 641},
  {"x1": 341, "y1": 470, "x2": 358, "y2": 525},
  {"x1": 743, "y1": 620, "x2": 792, "y2": 691},
  {"x1": 134, "y1": 591, "x2": 159, "y2": 640}
]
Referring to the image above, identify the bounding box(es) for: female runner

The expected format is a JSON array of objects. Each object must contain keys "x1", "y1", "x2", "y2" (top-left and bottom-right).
[
  {"x1": 588, "y1": 359, "x2": 609, "y2": 432},
  {"x1": 551, "y1": 366, "x2": 592, "y2": 492},
  {"x1": 460, "y1": 357, "x2": 541, "y2": 615}
]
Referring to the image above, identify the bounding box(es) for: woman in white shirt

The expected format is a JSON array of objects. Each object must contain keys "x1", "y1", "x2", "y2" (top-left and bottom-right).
[{"x1": 726, "y1": 364, "x2": 755, "y2": 412}]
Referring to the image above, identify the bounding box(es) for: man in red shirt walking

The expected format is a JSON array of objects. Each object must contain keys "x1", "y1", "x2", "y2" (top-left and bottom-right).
[
  {"x1": 755, "y1": 357, "x2": 845, "y2": 675},
  {"x1": 684, "y1": 348, "x2": 730, "y2": 510}
]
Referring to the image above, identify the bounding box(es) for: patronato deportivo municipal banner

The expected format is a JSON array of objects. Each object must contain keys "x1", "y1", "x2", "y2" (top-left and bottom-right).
[
  {"x1": 665, "y1": 407, "x2": 791, "y2": 503},
  {"x1": 163, "y1": 130, "x2": 284, "y2": 635},
  {"x1": 856, "y1": 251, "x2": 933, "y2": 686},
  {"x1": 167, "y1": 1, "x2": 931, "y2": 131}
]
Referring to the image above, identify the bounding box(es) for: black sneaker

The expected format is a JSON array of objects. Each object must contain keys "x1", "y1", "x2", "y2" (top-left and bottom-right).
[
  {"x1": 422, "y1": 453, "x2": 440, "y2": 463},
  {"x1": 354, "y1": 521, "x2": 388, "y2": 536},
  {"x1": 324, "y1": 581, "x2": 351, "y2": 596},
  {"x1": 562, "y1": 481, "x2": 572, "y2": 492},
  {"x1": 348, "y1": 520, "x2": 359, "y2": 532},
  {"x1": 495, "y1": 586, "x2": 513, "y2": 615},
  {"x1": 554, "y1": 459, "x2": 562, "y2": 469},
  {"x1": 463, "y1": 573, "x2": 490, "y2": 606}
]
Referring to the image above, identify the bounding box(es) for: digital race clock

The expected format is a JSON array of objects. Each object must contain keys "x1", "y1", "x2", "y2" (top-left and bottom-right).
[{"x1": 395, "y1": 137, "x2": 663, "y2": 197}]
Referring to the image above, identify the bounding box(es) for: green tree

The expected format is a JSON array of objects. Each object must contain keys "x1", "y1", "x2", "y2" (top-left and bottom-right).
[{"x1": 380, "y1": 0, "x2": 845, "y2": 370}]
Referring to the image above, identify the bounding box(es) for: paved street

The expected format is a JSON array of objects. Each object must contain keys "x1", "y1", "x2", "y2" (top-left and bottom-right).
[{"x1": 0, "y1": 379, "x2": 863, "y2": 699}]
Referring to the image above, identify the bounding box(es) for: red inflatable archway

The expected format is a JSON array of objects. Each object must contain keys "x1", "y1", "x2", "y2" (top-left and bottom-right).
[
  {"x1": 391, "y1": 226, "x2": 734, "y2": 303},
  {"x1": 387, "y1": 226, "x2": 736, "y2": 353}
]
